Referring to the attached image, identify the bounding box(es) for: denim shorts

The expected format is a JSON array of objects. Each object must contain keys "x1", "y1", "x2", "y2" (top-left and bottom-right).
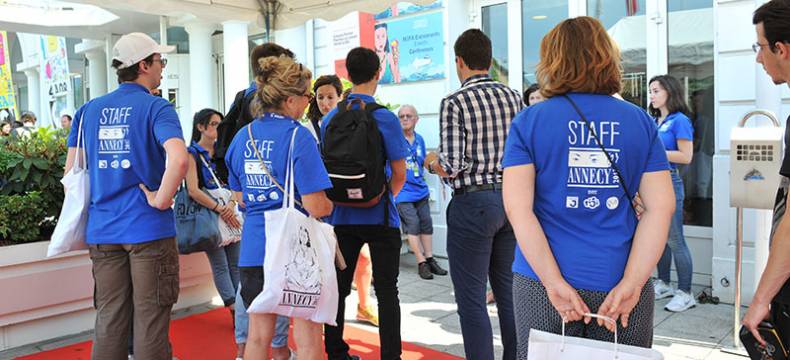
[{"x1": 396, "y1": 197, "x2": 433, "y2": 235}]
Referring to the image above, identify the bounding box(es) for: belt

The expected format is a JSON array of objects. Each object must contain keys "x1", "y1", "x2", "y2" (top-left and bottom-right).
[{"x1": 453, "y1": 183, "x2": 502, "y2": 196}]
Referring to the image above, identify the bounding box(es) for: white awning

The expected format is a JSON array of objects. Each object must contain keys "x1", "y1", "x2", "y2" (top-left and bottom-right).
[
  {"x1": 58, "y1": 0, "x2": 437, "y2": 29},
  {"x1": 608, "y1": 8, "x2": 714, "y2": 69}
]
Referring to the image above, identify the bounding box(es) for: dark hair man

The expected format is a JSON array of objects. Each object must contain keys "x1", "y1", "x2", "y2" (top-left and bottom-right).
[
  {"x1": 423, "y1": 28, "x2": 522, "y2": 360},
  {"x1": 321, "y1": 46, "x2": 408, "y2": 360},
  {"x1": 743, "y1": 0, "x2": 790, "y2": 346}
]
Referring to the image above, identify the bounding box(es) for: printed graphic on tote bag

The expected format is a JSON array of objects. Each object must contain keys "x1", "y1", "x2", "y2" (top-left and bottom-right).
[{"x1": 281, "y1": 225, "x2": 322, "y2": 308}]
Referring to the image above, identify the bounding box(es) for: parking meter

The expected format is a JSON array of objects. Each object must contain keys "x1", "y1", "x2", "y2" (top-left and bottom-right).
[
  {"x1": 727, "y1": 109, "x2": 782, "y2": 352},
  {"x1": 730, "y1": 109, "x2": 783, "y2": 209}
]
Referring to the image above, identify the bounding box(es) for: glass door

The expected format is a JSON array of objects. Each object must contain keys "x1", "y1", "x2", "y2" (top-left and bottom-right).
[{"x1": 481, "y1": 1, "x2": 510, "y2": 85}]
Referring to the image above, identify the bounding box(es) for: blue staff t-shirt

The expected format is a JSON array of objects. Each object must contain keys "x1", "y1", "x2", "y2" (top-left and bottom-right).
[
  {"x1": 226, "y1": 113, "x2": 332, "y2": 267},
  {"x1": 189, "y1": 142, "x2": 221, "y2": 190},
  {"x1": 67, "y1": 82, "x2": 184, "y2": 244},
  {"x1": 395, "y1": 132, "x2": 430, "y2": 203},
  {"x1": 501, "y1": 93, "x2": 670, "y2": 292},
  {"x1": 657, "y1": 112, "x2": 694, "y2": 168},
  {"x1": 320, "y1": 93, "x2": 408, "y2": 228}
]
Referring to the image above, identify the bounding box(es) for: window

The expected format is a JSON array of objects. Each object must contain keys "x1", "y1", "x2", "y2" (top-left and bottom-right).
[
  {"x1": 482, "y1": 3, "x2": 509, "y2": 85},
  {"x1": 521, "y1": 0, "x2": 567, "y2": 89},
  {"x1": 668, "y1": 0, "x2": 714, "y2": 227},
  {"x1": 589, "y1": 0, "x2": 647, "y2": 108}
]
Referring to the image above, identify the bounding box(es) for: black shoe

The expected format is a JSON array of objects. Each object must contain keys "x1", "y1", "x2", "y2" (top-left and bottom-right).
[
  {"x1": 418, "y1": 261, "x2": 434, "y2": 279},
  {"x1": 427, "y1": 257, "x2": 448, "y2": 276}
]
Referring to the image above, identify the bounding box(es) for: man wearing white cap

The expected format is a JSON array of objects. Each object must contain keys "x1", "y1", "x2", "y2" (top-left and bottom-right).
[{"x1": 64, "y1": 32, "x2": 188, "y2": 359}]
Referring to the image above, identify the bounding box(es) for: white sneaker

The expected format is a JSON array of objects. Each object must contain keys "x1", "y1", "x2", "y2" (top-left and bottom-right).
[
  {"x1": 654, "y1": 279, "x2": 674, "y2": 300},
  {"x1": 665, "y1": 289, "x2": 696, "y2": 312}
]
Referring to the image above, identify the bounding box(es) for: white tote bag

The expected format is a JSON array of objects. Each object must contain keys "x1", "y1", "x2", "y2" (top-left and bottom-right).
[
  {"x1": 528, "y1": 314, "x2": 663, "y2": 360},
  {"x1": 197, "y1": 153, "x2": 243, "y2": 246},
  {"x1": 247, "y1": 127, "x2": 339, "y2": 326},
  {"x1": 47, "y1": 114, "x2": 90, "y2": 257}
]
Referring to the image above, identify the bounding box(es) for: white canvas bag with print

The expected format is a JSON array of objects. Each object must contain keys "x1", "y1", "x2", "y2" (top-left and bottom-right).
[
  {"x1": 48, "y1": 113, "x2": 90, "y2": 257},
  {"x1": 247, "y1": 126, "x2": 339, "y2": 326},
  {"x1": 196, "y1": 153, "x2": 243, "y2": 246},
  {"x1": 528, "y1": 314, "x2": 663, "y2": 360}
]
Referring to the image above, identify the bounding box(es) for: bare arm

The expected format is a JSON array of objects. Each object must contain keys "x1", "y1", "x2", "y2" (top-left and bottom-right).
[
  {"x1": 666, "y1": 139, "x2": 693, "y2": 164},
  {"x1": 597, "y1": 170, "x2": 674, "y2": 330},
  {"x1": 743, "y1": 189, "x2": 790, "y2": 344},
  {"x1": 64, "y1": 147, "x2": 78, "y2": 175},
  {"x1": 185, "y1": 156, "x2": 220, "y2": 210},
  {"x1": 301, "y1": 191, "x2": 333, "y2": 218},
  {"x1": 503, "y1": 164, "x2": 591, "y2": 322},
  {"x1": 140, "y1": 138, "x2": 188, "y2": 210},
  {"x1": 389, "y1": 158, "x2": 406, "y2": 197}
]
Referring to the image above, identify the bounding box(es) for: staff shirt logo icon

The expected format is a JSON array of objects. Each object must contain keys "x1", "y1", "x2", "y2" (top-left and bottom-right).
[
  {"x1": 566, "y1": 196, "x2": 579, "y2": 209},
  {"x1": 583, "y1": 196, "x2": 600, "y2": 210}
]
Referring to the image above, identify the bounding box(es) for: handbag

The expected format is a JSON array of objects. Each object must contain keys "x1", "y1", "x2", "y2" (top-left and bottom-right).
[
  {"x1": 528, "y1": 314, "x2": 663, "y2": 359},
  {"x1": 740, "y1": 321, "x2": 789, "y2": 360},
  {"x1": 196, "y1": 152, "x2": 243, "y2": 246},
  {"x1": 246, "y1": 126, "x2": 340, "y2": 325},
  {"x1": 48, "y1": 113, "x2": 90, "y2": 257},
  {"x1": 174, "y1": 176, "x2": 221, "y2": 254}
]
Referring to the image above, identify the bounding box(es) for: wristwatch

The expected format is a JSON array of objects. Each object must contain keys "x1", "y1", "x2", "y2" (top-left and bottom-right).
[{"x1": 428, "y1": 160, "x2": 437, "y2": 175}]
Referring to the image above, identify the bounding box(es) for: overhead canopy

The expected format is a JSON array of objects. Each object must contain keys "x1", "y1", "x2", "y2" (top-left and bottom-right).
[
  {"x1": 608, "y1": 8, "x2": 713, "y2": 69},
  {"x1": 58, "y1": 0, "x2": 437, "y2": 30}
]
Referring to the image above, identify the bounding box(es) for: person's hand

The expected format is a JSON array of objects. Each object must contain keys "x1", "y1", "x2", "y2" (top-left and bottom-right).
[
  {"x1": 423, "y1": 152, "x2": 439, "y2": 170},
  {"x1": 597, "y1": 281, "x2": 644, "y2": 331},
  {"x1": 218, "y1": 205, "x2": 241, "y2": 229},
  {"x1": 139, "y1": 184, "x2": 172, "y2": 210},
  {"x1": 742, "y1": 300, "x2": 771, "y2": 347},
  {"x1": 632, "y1": 193, "x2": 645, "y2": 220},
  {"x1": 544, "y1": 280, "x2": 591, "y2": 323}
]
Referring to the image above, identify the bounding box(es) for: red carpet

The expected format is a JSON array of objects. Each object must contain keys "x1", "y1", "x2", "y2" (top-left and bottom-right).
[{"x1": 16, "y1": 308, "x2": 462, "y2": 360}]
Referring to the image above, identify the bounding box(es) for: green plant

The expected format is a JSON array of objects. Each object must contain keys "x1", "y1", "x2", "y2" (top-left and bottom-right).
[
  {"x1": 0, "y1": 191, "x2": 47, "y2": 245},
  {"x1": 0, "y1": 127, "x2": 67, "y2": 242}
]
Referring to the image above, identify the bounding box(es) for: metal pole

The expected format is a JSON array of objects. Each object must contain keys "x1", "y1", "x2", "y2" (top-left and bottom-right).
[{"x1": 734, "y1": 207, "x2": 744, "y2": 350}]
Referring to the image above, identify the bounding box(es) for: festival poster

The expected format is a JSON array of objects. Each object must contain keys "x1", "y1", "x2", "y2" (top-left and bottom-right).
[
  {"x1": 372, "y1": 11, "x2": 445, "y2": 84},
  {"x1": 0, "y1": 31, "x2": 18, "y2": 123},
  {"x1": 39, "y1": 35, "x2": 70, "y2": 127}
]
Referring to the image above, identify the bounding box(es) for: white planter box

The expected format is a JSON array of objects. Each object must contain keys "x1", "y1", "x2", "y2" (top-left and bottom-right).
[{"x1": 0, "y1": 241, "x2": 217, "y2": 351}]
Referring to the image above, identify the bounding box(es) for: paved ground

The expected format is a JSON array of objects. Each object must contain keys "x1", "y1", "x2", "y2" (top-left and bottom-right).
[{"x1": 1, "y1": 253, "x2": 751, "y2": 360}]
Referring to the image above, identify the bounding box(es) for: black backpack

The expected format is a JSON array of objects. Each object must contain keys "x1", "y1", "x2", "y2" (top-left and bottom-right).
[
  {"x1": 214, "y1": 88, "x2": 256, "y2": 181},
  {"x1": 321, "y1": 99, "x2": 388, "y2": 208}
]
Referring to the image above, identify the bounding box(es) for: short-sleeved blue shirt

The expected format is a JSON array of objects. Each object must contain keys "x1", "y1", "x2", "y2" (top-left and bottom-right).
[
  {"x1": 657, "y1": 112, "x2": 694, "y2": 168},
  {"x1": 501, "y1": 93, "x2": 670, "y2": 292},
  {"x1": 320, "y1": 93, "x2": 409, "y2": 227},
  {"x1": 67, "y1": 82, "x2": 184, "y2": 244},
  {"x1": 189, "y1": 142, "x2": 221, "y2": 190},
  {"x1": 395, "y1": 132, "x2": 429, "y2": 203},
  {"x1": 225, "y1": 113, "x2": 332, "y2": 267}
]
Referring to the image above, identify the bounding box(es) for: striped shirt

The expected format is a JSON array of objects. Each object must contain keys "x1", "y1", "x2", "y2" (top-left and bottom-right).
[{"x1": 438, "y1": 74, "x2": 523, "y2": 189}]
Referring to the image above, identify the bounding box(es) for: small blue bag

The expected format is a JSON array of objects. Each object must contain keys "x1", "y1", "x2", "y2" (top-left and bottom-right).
[{"x1": 174, "y1": 183, "x2": 220, "y2": 254}]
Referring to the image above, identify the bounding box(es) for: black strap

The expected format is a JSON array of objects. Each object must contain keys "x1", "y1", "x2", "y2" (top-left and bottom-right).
[{"x1": 561, "y1": 94, "x2": 637, "y2": 216}]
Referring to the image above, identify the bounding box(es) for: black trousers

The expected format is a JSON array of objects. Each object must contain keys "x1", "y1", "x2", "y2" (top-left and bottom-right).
[{"x1": 324, "y1": 225, "x2": 402, "y2": 360}]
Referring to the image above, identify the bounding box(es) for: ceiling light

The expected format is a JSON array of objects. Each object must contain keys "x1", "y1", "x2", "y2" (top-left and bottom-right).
[{"x1": 532, "y1": 15, "x2": 548, "y2": 20}]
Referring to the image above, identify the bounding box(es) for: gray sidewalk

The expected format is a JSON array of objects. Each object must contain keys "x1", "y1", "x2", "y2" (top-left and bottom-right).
[
  {"x1": 382, "y1": 254, "x2": 747, "y2": 360},
  {"x1": 1, "y1": 253, "x2": 751, "y2": 360}
]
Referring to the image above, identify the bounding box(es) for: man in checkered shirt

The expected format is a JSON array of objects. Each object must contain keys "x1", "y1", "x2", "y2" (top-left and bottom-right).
[{"x1": 424, "y1": 29, "x2": 523, "y2": 360}]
